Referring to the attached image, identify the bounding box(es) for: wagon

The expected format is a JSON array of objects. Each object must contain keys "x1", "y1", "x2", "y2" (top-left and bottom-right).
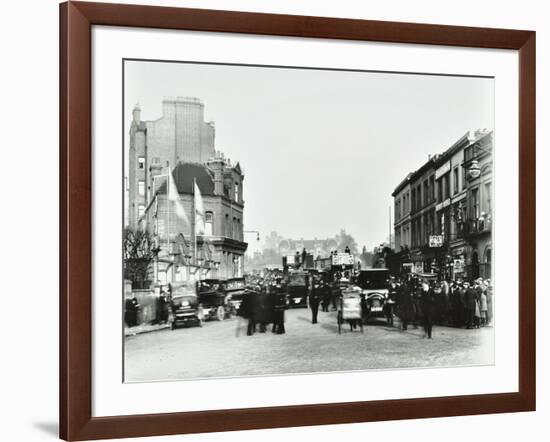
[{"x1": 337, "y1": 286, "x2": 364, "y2": 334}]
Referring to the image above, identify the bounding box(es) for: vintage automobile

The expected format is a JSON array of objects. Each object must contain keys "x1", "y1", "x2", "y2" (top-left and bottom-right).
[
  {"x1": 225, "y1": 277, "x2": 246, "y2": 316},
  {"x1": 170, "y1": 283, "x2": 201, "y2": 329},
  {"x1": 355, "y1": 268, "x2": 390, "y2": 322},
  {"x1": 285, "y1": 271, "x2": 309, "y2": 308},
  {"x1": 197, "y1": 279, "x2": 231, "y2": 321}
]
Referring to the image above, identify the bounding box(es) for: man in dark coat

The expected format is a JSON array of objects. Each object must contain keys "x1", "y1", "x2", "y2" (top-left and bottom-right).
[
  {"x1": 309, "y1": 281, "x2": 321, "y2": 324},
  {"x1": 397, "y1": 280, "x2": 415, "y2": 331},
  {"x1": 321, "y1": 281, "x2": 331, "y2": 312},
  {"x1": 464, "y1": 282, "x2": 477, "y2": 329},
  {"x1": 271, "y1": 287, "x2": 287, "y2": 334},
  {"x1": 238, "y1": 288, "x2": 257, "y2": 336},
  {"x1": 421, "y1": 282, "x2": 437, "y2": 339}
]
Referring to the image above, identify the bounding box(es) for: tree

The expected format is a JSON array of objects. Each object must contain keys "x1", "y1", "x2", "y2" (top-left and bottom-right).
[{"x1": 123, "y1": 228, "x2": 159, "y2": 289}]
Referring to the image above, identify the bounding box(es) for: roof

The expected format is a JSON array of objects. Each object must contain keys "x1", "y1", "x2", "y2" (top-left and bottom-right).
[
  {"x1": 157, "y1": 162, "x2": 215, "y2": 196},
  {"x1": 392, "y1": 173, "x2": 413, "y2": 196}
]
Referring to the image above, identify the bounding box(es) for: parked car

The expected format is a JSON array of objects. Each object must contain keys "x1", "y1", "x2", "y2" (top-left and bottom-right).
[
  {"x1": 197, "y1": 279, "x2": 231, "y2": 321},
  {"x1": 170, "y1": 283, "x2": 201, "y2": 329}
]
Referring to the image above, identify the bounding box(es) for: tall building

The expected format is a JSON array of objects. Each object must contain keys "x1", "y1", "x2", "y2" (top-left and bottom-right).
[
  {"x1": 128, "y1": 97, "x2": 216, "y2": 228},
  {"x1": 127, "y1": 97, "x2": 247, "y2": 283}
]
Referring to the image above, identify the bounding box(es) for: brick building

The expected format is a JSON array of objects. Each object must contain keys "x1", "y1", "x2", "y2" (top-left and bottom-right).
[
  {"x1": 128, "y1": 97, "x2": 216, "y2": 229},
  {"x1": 127, "y1": 97, "x2": 247, "y2": 284}
]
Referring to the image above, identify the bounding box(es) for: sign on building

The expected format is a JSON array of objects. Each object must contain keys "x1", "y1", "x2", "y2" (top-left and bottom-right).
[{"x1": 429, "y1": 235, "x2": 444, "y2": 248}]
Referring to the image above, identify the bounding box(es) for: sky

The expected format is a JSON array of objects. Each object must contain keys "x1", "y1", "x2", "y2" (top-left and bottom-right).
[{"x1": 124, "y1": 60, "x2": 494, "y2": 253}]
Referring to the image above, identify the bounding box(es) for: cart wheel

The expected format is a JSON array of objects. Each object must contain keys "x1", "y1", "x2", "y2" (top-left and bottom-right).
[
  {"x1": 337, "y1": 311, "x2": 342, "y2": 334},
  {"x1": 216, "y1": 306, "x2": 225, "y2": 321}
]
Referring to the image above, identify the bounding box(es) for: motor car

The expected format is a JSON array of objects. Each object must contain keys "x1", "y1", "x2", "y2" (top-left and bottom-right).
[
  {"x1": 170, "y1": 283, "x2": 201, "y2": 329},
  {"x1": 355, "y1": 268, "x2": 390, "y2": 322},
  {"x1": 225, "y1": 277, "x2": 246, "y2": 316},
  {"x1": 197, "y1": 279, "x2": 230, "y2": 321},
  {"x1": 286, "y1": 271, "x2": 309, "y2": 308}
]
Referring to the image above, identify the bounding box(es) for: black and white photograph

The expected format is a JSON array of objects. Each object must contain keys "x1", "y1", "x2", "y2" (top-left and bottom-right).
[{"x1": 123, "y1": 59, "x2": 495, "y2": 382}]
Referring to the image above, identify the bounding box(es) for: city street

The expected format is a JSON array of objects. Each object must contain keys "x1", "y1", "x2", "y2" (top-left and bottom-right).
[{"x1": 124, "y1": 308, "x2": 494, "y2": 382}]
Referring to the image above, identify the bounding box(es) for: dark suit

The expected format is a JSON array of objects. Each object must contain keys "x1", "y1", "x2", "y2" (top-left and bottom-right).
[
  {"x1": 309, "y1": 286, "x2": 321, "y2": 324},
  {"x1": 271, "y1": 291, "x2": 287, "y2": 334}
]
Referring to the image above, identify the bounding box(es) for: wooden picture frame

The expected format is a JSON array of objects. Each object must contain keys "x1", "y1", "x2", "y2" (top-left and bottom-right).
[{"x1": 59, "y1": 1, "x2": 536, "y2": 440}]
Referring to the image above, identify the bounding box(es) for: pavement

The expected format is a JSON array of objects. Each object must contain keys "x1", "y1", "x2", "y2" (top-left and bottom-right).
[
  {"x1": 124, "y1": 322, "x2": 170, "y2": 337},
  {"x1": 124, "y1": 308, "x2": 494, "y2": 382}
]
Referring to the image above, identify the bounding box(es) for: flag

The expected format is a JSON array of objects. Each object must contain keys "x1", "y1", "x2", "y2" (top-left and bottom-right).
[
  {"x1": 194, "y1": 179, "x2": 205, "y2": 236},
  {"x1": 167, "y1": 171, "x2": 189, "y2": 225}
]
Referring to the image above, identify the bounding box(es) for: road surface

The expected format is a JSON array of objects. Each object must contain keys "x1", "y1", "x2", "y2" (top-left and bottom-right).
[{"x1": 124, "y1": 307, "x2": 494, "y2": 382}]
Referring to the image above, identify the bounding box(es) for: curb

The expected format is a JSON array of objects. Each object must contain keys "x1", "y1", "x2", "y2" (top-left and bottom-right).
[{"x1": 124, "y1": 323, "x2": 171, "y2": 337}]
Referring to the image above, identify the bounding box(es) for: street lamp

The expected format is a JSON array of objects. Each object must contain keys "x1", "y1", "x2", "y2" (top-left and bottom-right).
[
  {"x1": 467, "y1": 143, "x2": 492, "y2": 180},
  {"x1": 244, "y1": 230, "x2": 260, "y2": 241}
]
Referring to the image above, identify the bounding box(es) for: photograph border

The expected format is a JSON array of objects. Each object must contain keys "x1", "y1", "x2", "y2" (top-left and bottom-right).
[{"x1": 60, "y1": 1, "x2": 536, "y2": 440}]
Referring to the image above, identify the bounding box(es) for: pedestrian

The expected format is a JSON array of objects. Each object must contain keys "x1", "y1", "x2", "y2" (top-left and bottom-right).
[
  {"x1": 480, "y1": 286, "x2": 488, "y2": 326},
  {"x1": 157, "y1": 289, "x2": 170, "y2": 324},
  {"x1": 125, "y1": 296, "x2": 141, "y2": 327},
  {"x1": 464, "y1": 282, "x2": 477, "y2": 329},
  {"x1": 271, "y1": 287, "x2": 287, "y2": 334},
  {"x1": 321, "y1": 281, "x2": 331, "y2": 312},
  {"x1": 385, "y1": 279, "x2": 398, "y2": 326},
  {"x1": 397, "y1": 279, "x2": 415, "y2": 331},
  {"x1": 309, "y1": 280, "x2": 321, "y2": 324},
  {"x1": 344, "y1": 245, "x2": 351, "y2": 254},
  {"x1": 485, "y1": 279, "x2": 493, "y2": 325},
  {"x1": 421, "y1": 282, "x2": 437, "y2": 338},
  {"x1": 238, "y1": 288, "x2": 256, "y2": 336}
]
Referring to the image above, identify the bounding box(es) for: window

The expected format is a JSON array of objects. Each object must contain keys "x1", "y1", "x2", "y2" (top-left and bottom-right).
[
  {"x1": 411, "y1": 189, "x2": 416, "y2": 211},
  {"x1": 138, "y1": 204, "x2": 145, "y2": 218},
  {"x1": 444, "y1": 173, "x2": 450, "y2": 200},
  {"x1": 471, "y1": 188, "x2": 479, "y2": 219},
  {"x1": 138, "y1": 157, "x2": 145, "y2": 169},
  {"x1": 205, "y1": 212, "x2": 213, "y2": 236},
  {"x1": 138, "y1": 180, "x2": 145, "y2": 196},
  {"x1": 430, "y1": 176, "x2": 435, "y2": 202},
  {"x1": 424, "y1": 180, "x2": 429, "y2": 206},
  {"x1": 234, "y1": 182, "x2": 239, "y2": 202},
  {"x1": 453, "y1": 168, "x2": 459, "y2": 194},
  {"x1": 232, "y1": 217, "x2": 237, "y2": 239}
]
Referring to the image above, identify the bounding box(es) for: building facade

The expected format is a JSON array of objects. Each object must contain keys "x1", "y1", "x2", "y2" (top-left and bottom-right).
[
  {"x1": 392, "y1": 174, "x2": 412, "y2": 272},
  {"x1": 462, "y1": 130, "x2": 493, "y2": 279},
  {"x1": 128, "y1": 97, "x2": 216, "y2": 229},
  {"x1": 409, "y1": 156, "x2": 439, "y2": 273},
  {"x1": 392, "y1": 129, "x2": 493, "y2": 281},
  {"x1": 127, "y1": 97, "x2": 247, "y2": 285}
]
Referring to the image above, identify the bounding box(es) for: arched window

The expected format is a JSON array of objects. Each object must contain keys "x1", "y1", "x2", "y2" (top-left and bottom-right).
[
  {"x1": 233, "y1": 217, "x2": 237, "y2": 239},
  {"x1": 225, "y1": 214, "x2": 229, "y2": 237},
  {"x1": 205, "y1": 211, "x2": 213, "y2": 236}
]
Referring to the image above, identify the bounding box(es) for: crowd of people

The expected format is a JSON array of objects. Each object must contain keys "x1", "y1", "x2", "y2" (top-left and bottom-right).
[
  {"x1": 236, "y1": 272, "x2": 493, "y2": 340},
  {"x1": 391, "y1": 275, "x2": 494, "y2": 339}
]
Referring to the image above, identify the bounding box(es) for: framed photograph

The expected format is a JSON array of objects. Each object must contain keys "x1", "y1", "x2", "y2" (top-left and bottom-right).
[{"x1": 60, "y1": 1, "x2": 536, "y2": 440}]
